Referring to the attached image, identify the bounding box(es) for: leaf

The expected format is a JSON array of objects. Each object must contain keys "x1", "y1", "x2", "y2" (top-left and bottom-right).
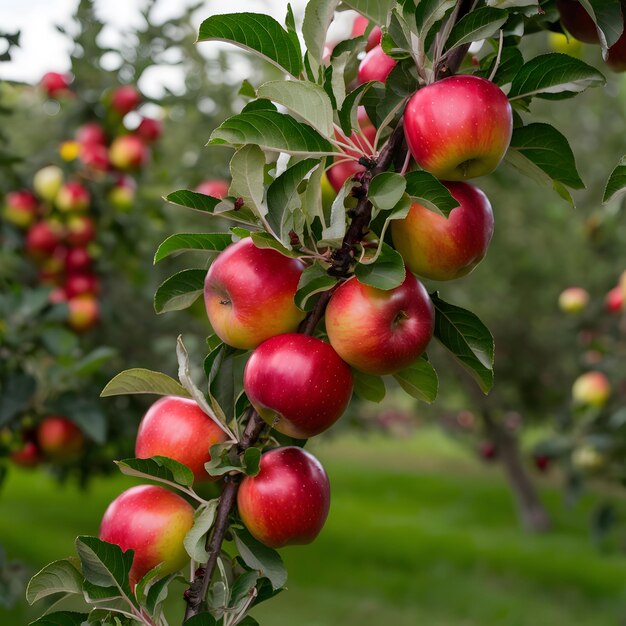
[
  {"x1": 404, "y1": 171, "x2": 459, "y2": 217},
  {"x1": 342, "y1": 0, "x2": 397, "y2": 26},
  {"x1": 154, "y1": 269, "x2": 206, "y2": 314},
  {"x1": 354, "y1": 243, "x2": 406, "y2": 290},
  {"x1": 230, "y1": 144, "x2": 267, "y2": 220},
  {"x1": 353, "y1": 371, "x2": 386, "y2": 403},
  {"x1": 40, "y1": 328, "x2": 79, "y2": 356},
  {"x1": 165, "y1": 190, "x2": 259, "y2": 226},
  {"x1": 295, "y1": 263, "x2": 336, "y2": 312},
  {"x1": 233, "y1": 528, "x2": 287, "y2": 590},
  {"x1": 72, "y1": 347, "x2": 117, "y2": 377},
  {"x1": 257, "y1": 80, "x2": 334, "y2": 137},
  {"x1": 53, "y1": 396, "x2": 107, "y2": 444},
  {"x1": 603, "y1": 156, "x2": 626, "y2": 204},
  {"x1": 0, "y1": 371, "x2": 36, "y2": 427},
  {"x1": 210, "y1": 110, "x2": 333, "y2": 157},
  {"x1": 368, "y1": 173, "x2": 407, "y2": 213},
  {"x1": 338, "y1": 82, "x2": 376, "y2": 136},
  {"x1": 302, "y1": 0, "x2": 341, "y2": 76},
  {"x1": 579, "y1": 0, "x2": 624, "y2": 50},
  {"x1": 198, "y1": 13, "x2": 302, "y2": 77},
  {"x1": 415, "y1": 0, "x2": 456, "y2": 40},
  {"x1": 445, "y1": 7, "x2": 508, "y2": 50},
  {"x1": 29, "y1": 612, "x2": 89, "y2": 626},
  {"x1": 75, "y1": 537, "x2": 133, "y2": 597},
  {"x1": 508, "y1": 53, "x2": 605, "y2": 101},
  {"x1": 101, "y1": 368, "x2": 190, "y2": 398},
  {"x1": 115, "y1": 456, "x2": 195, "y2": 487},
  {"x1": 26, "y1": 560, "x2": 83, "y2": 605},
  {"x1": 432, "y1": 293, "x2": 494, "y2": 394},
  {"x1": 154, "y1": 233, "x2": 232, "y2": 263},
  {"x1": 184, "y1": 614, "x2": 220, "y2": 626},
  {"x1": 320, "y1": 177, "x2": 351, "y2": 245},
  {"x1": 184, "y1": 500, "x2": 219, "y2": 563},
  {"x1": 393, "y1": 358, "x2": 438, "y2": 403}
]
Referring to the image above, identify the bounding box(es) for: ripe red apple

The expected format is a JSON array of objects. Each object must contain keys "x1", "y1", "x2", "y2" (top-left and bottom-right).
[
  {"x1": 558, "y1": 287, "x2": 589, "y2": 314},
  {"x1": 555, "y1": 0, "x2": 599, "y2": 43},
  {"x1": 33, "y1": 165, "x2": 64, "y2": 202},
  {"x1": 195, "y1": 180, "x2": 230, "y2": 199},
  {"x1": 56, "y1": 182, "x2": 90, "y2": 212},
  {"x1": 3, "y1": 190, "x2": 39, "y2": 228},
  {"x1": 607, "y1": 30, "x2": 626, "y2": 72},
  {"x1": 326, "y1": 160, "x2": 366, "y2": 194},
  {"x1": 65, "y1": 273, "x2": 100, "y2": 298},
  {"x1": 479, "y1": 440, "x2": 497, "y2": 461},
  {"x1": 76, "y1": 122, "x2": 107, "y2": 146},
  {"x1": 65, "y1": 247, "x2": 92, "y2": 273},
  {"x1": 391, "y1": 181, "x2": 494, "y2": 281},
  {"x1": 572, "y1": 371, "x2": 611, "y2": 408},
  {"x1": 605, "y1": 286, "x2": 623, "y2": 313},
  {"x1": 109, "y1": 135, "x2": 148, "y2": 170},
  {"x1": 110, "y1": 85, "x2": 141, "y2": 115},
  {"x1": 137, "y1": 117, "x2": 163, "y2": 143},
  {"x1": 68, "y1": 294, "x2": 100, "y2": 331},
  {"x1": 40, "y1": 72, "x2": 71, "y2": 97},
  {"x1": 244, "y1": 333, "x2": 353, "y2": 438},
  {"x1": 404, "y1": 75, "x2": 513, "y2": 180},
  {"x1": 352, "y1": 15, "x2": 382, "y2": 51},
  {"x1": 10, "y1": 440, "x2": 43, "y2": 468},
  {"x1": 237, "y1": 446, "x2": 330, "y2": 548},
  {"x1": 204, "y1": 238, "x2": 305, "y2": 349},
  {"x1": 99, "y1": 485, "x2": 194, "y2": 586},
  {"x1": 66, "y1": 215, "x2": 95, "y2": 247},
  {"x1": 357, "y1": 45, "x2": 396, "y2": 84},
  {"x1": 80, "y1": 142, "x2": 110, "y2": 171},
  {"x1": 534, "y1": 454, "x2": 551, "y2": 472},
  {"x1": 325, "y1": 273, "x2": 434, "y2": 375},
  {"x1": 135, "y1": 396, "x2": 228, "y2": 482},
  {"x1": 37, "y1": 416, "x2": 84, "y2": 462},
  {"x1": 26, "y1": 220, "x2": 64, "y2": 259}
]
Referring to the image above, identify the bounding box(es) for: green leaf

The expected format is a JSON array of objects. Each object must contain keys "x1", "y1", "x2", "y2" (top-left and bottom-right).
[
  {"x1": 302, "y1": 0, "x2": 341, "y2": 77},
  {"x1": 603, "y1": 156, "x2": 626, "y2": 204},
  {"x1": 53, "y1": 396, "x2": 107, "y2": 444},
  {"x1": 210, "y1": 111, "x2": 334, "y2": 156},
  {"x1": 26, "y1": 560, "x2": 83, "y2": 605},
  {"x1": 415, "y1": 0, "x2": 455, "y2": 40},
  {"x1": 432, "y1": 293, "x2": 494, "y2": 394},
  {"x1": 230, "y1": 144, "x2": 267, "y2": 221},
  {"x1": 369, "y1": 173, "x2": 407, "y2": 213},
  {"x1": 0, "y1": 372, "x2": 36, "y2": 426},
  {"x1": 29, "y1": 612, "x2": 89, "y2": 626},
  {"x1": 75, "y1": 536, "x2": 133, "y2": 598},
  {"x1": 154, "y1": 269, "x2": 206, "y2": 314},
  {"x1": 393, "y1": 358, "x2": 438, "y2": 403},
  {"x1": 72, "y1": 347, "x2": 117, "y2": 377},
  {"x1": 184, "y1": 500, "x2": 219, "y2": 563},
  {"x1": 579, "y1": 0, "x2": 624, "y2": 50},
  {"x1": 184, "y1": 614, "x2": 220, "y2": 626},
  {"x1": 354, "y1": 243, "x2": 406, "y2": 290},
  {"x1": 342, "y1": 0, "x2": 396, "y2": 25},
  {"x1": 101, "y1": 368, "x2": 190, "y2": 398},
  {"x1": 320, "y1": 177, "x2": 351, "y2": 245},
  {"x1": 295, "y1": 263, "x2": 336, "y2": 312},
  {"x1": 338, "y1": 82, "x2": 376, "y2": 136},
  {"x1": 445, "y1": 7, "x2": 508, "y2": 50},
  {"x1": 40, "y1": 328, "x2": 79, "y2": 356},
  {"x1": 243, "y1": 447, "x2": 262, "y2": 476},
  {"x1": 353, "y1": 371, "x2": 386, "y2": 403},
  {"x1": 154, "y1": 233, "x2": 232, "y2": 263},
  {"x1": 257, "y1": 80, "x2": 334, "y2": 137},
  {"x1": 198, "y1": 13, "x2": 302, "y2": 76},
  {"x1": 233, "y1": 528, "x2": 287, "y2": 590},
  {"x1": 165, "y1": 190, "x2": 259, "y2": 226},
  {"x1": 508, "y1": 53, "x2": 605, "y2": 101},
  {"x1": 250, "y1": 231, "x2": 297, "y2": 257},
  {"x1": 404, "y1": 171, "x2": 459, "y2": 217},
  {"x1": 477, "y1": 46, "x2": 524, "y2": 87},
  {"x1": 115, "y1": 456, "x2": 195, "y2": 487}
]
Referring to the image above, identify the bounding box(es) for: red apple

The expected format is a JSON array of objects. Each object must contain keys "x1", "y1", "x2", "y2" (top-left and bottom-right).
[
  {"x1": 555, "y1": 0, "x2": 599, "y2": 43},
  {"x1": 352, "y1": 15, "x2": 382, "y2": 51},
  {"x1": 65, "y1": 247, "x2": 92, "y2": 273},
  {"x1": 237, "y1": 447, "x2": 330, "y2": 548},
  {"x1": 404, "y1": 75, "x2": 513, "y2": 180},
  {"x1": 80, "y1": 142, "x2": 110, "y2": 171},
  {"x1": 605, "y1": 286, "x2": 623, "y2": 313},
  {"x1": 135, "y1": 396, "x2": 228, "y2": 482},
  {"x1": 391, "y1": 181, "x2": 494, "y2": 281},
  {"x1": 109, "y1": 135, "x2": 148, "y2": 170},
  {"x1": 110, "y1": 85, "x2": 141, "y2": 115},
  {"x1": 204, "y1": 238, "x2": 305, "y2": 350},
  {"x1": 37, "y1": 416, "x2": 84, "y2": 462},
  {"x1": 558, "y1": 287, "x2": 590, "y2": 314},
  {"x1": 325, "y1": 273, "x2": 434, "y2": 375},
  {"x1": 607, "y1": 30, "x2": 626, "y2": 72},
  {"x1": 534, "y1": 455, "x2": 551, "y2": 472},
  {"x1": 66, "y1": 215, "x2": 96, "y2": 247},
  {"x1": 3, "y1": 190, "x2": 39, "y2": 228},
  {"x1": 357, "y1": 45, "x2": 396, "y2": 84},
  {"x1": 479, "y1": 440, "x2": 497, "y2": 461},
  {"x1": 99, "y1": 485, "x2": 194, "y2": 586},
  {"x1": 10, "y1": 440, "x2": 43, "y2": 468},
  {"x1": 244, "y1": 333, "x2": 353, "y2": 438},
  {"x1": 26, "y1": 220, "x2": 64, "y2": 259},
  {"x1": 56, "y1": 182, "x2": 90, "y2": 212},
  {"x1": 137, "y1": 117, "x2": 162, "y2": 143},
  {"x1": 572, "y1": 371, "x2": 611, "y2": 408},
  {"x1": 65, "y1": 273, "x2": 100, "y2": 298},
  {"x1": 76, "y1": 122, "x2": 107, "y2": 146},
  {"x1": 33, "y1": 165, "x2": 64, "y2": 202},
  {"x1": 68, "y1": 294, "x2": 100, "y2": 331},
  {"x1": 195, "y1": 180, "x2": 230, "y2": 199},
  {"x1": 326, "y1": 160, "x2": 366, "y2": 194},
  {"x1": 40, "y1": 72, "x2": 71, "y2": 97}
]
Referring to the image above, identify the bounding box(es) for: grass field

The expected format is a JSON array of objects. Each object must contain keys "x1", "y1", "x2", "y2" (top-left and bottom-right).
[{"x1": 2, "y1": 428, "x2": 626, "y2": 625}]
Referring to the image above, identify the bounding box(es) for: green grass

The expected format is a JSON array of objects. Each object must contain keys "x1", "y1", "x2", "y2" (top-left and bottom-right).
[{"x1": 2, "y1": 429, "x2": 626, "y2": 625}]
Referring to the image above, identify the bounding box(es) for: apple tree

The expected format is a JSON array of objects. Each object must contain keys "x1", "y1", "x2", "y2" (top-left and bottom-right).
[{"x1": 25, "y1": 1, "x2": 626, "y2": 624}]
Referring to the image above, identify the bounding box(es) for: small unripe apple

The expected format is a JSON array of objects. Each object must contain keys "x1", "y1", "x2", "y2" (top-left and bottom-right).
[
  {"x1": 135, "y1": 396, "x2": 228, "y2": 482},
  {"x1": 80, "y1": 143, "x2": 110, "y2": 171},
  {"x1": 26, "y1": 220, "x2": 64, "y2": 259},
  {"x1": 66, "y1": 215, "x2": 96, "y2": 247},
  {"x1": 244, "y1": 333, "x2": 353, "y2": 438},
  {"x1": 109, "y1": 135, "x2": 148, "y2": 170},
  {"x1": 110, "y1": 85, "x2": 141, "y2": 115},
  {"x1": 555, "y1": 0, "x2": 599, "y2": 44},
  {"x1": 204, "y1": 238, "x2": 305, "y2": 350},
  {"x1": 99, "y1": 485, "x2": 194, "y2": 586},
  {"x1": 3, "y1": 190, "x2": 39, "y2": 228},
  {"x1": 65, "y1": 273, "x2": 100, "y2": 298},
  {"x1": 391, "y1": 181, "x2": 494, "y2": 281},
  {"x1": 548, "y1": 32, "x2": 583, "y2": 58},
  {"x1": 56, "y1": 182, "x2": 90, "y2": 213},
  {"x1": 195, "y1": 180, "x2": 229, "y2": 199},
  {"x1": 137, "y1": 117, "x2": 163, "y2": 143},
  {"x1": 404, "y1": 75, "x2": 513, "y2": 180},
  {"x1": 572, "y1": 371, "x2": 611, "y2": 408},
  {"x1": 40, "y1": 72, "x2": 71, "y2": 97},
  {"x1": 325, "y1": 273, "x2": 434, "y2": 375},
  {"x1": 33, "y1": 165, "x2": 64, "y2": 202},
  {"x1": 238, "y1": 447, "x2": 330, "y2": 549},
  {"x1": 68, "y1": 294, "x2": 99, "y2": 331},
  {"x1": 10, "y1": 440, "x2": 43, "y2": 468},
  {"x1": 558, "y1": 287, "x2": 589, "y2": 314},
  {"x1": 76, "y1": 122, "x2": 107, "y2": 146},
  {"x1": 605, "y1": 286, "x2": 623, "y2": 314},
  {"x1": 37, "y1": 416, "x2": 84, "y2": 462},
  {"x1": 357, "y1": 45, "x2": 396, "y2": 84}
]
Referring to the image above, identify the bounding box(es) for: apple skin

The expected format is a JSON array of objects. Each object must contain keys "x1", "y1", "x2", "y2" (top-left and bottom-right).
[
  {"x1": 404, "y1": 75, "x2": 513, "y2": 181},
  {"x1": 137, "y1": 117, "x2": 163, "y2": 143},
  {"x1": 110, "y1": 85, "x2": 141, "y2": 115},
  {"x1": 37, "y1": 416, "x2": 84, "y2": 462},
  {"x1": 76, "y1": 122, "x2": 107, "y2": 146},
  {"x1": 325, "y1": 273, "x2": 435, "y2": 375},
  {"x1": 135, "y1": 396, "x2": 228, "y2": 482},
  {"x1": 204, "y1": 238, "x2": 305, "y2": 350},
  {"x1": 605, "y1": 286, "x2": 623, "y2": 313},
  {"x1": 391, "y1": 181, "x2": 494, "y2": 281},
  {"x1": 65, "y1": 247, "x2": 92, "y2": 273},
  {"x1": 572, "y1": 371, "x2": 611, "y2": 408},
  {"x1": 555, "y1": 0, "x2": 599, "y2": 44},
  {"x1": 195, "y1": 180, "x2": 229, "y2": 199},
  {"x1": 351, "y1": 16, "x2": 382, "y2": 51},
  {"x1": 3, "y1": 190, "x2": 39, "y2": 228},
  {"x1": 558, "y1": 287, "x2": 590, "y2": 313},
  {"x1": 607, "y1": 30, "x2": 626, "y2": 72},
  {"x1": 26, "y1": 220, "x2": 64, "y2": 259},
  {"x1": 479, "y1": 440, "x2": 497, "y2": 461},
  {"x1": 65, "y1": 273, "x2": 100, "y2": 298},
  {"x1": 41, "y1": 72, "x2": 71, "y2": 97},
  {"x1": 237, "y1": 446, "x2": 330, "y2": 549},
  {"x1": 244, "y1": 333, "x2": 353, "y2": 438},
  {"x1": 99, "y1": 485, "x2": 194, "y2": 586},
  {"x1": 357, "y1": 45, "x2": 396, "y2": 84},
  {"x1": 548, "y1": 32, "x2": 583, "y2": 58},
  {"x1": 66, "y1": 215, "x2": 95, "y2": 247},
  {"x1": 56, "y1": 182, "x2": 90, "y2": 213},
  {"x1": 68, "y1": 294, "x2": 100, "y2": 331},
  {"x1": 108, "y1": 176, "x2": 136, "y2": 210},
  {"x1": 33, "y1": 165, "x2": 64, "y2": 202},
  {"x1": 80, "y1": 143, "x2": 110, "y2": 171},
  {"x1": 10, "y1": 440, "x2": 43, "y2": 468},
  {"x1": 109, "y1": 135, "x2": 148, "y2": 170}
]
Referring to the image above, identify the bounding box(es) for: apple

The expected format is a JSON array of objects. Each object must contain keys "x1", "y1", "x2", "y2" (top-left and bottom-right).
[
  {"x1": 26, "y1": 220, "x2": 64, "y2": 259},
  {"x1": 391, "y1": 181, "x2": 494, "y2": 281},
  {"x1": 534, "y1": 454, "x2": 551, "y2": 472},
  {"x1": 237, "y1": 446, "x2": 330, "y2": 549},
  {"x1": 56, "y1": 182, "x2": 90, "y2": 212},
  {"x1": 572, "y1": 371, "x2": 611, "y2": 408},
  {"x1": 37, "y1": 416, "x2": 84, "y2": 462},
  {"x1": 558, "y1": 287, "x2": 589, "y2": 314},
  {"x1": 479, "y1": 440, "x2": 497, "y2": 461},
  {"x1": 195, "y1": 179, "x2": 230, "y2": 199},
  {"x1": 357, "y1": 45, "x2": 396, "y2": 84},
  {"x1": 204, "y1": 238, "x2": 305, "y2": 350},
  {"x1": 351, "y1": 15, "x2": 382, "y2": 51},
  {"x1": 68, "y1": 294, "x2": 100, "y2": 331},
  {"x1": 3, "y1": 190, "x2": 39, "y2": 228},
  {"x1": 49, "y1": 287, "x2": 67, "y2": 304},
  {"x1": 108, "y1": 175, "x2": 136, "y2": 210},
  {"x1": 404, "y1": 75, "x2": 513, "y2": 181},
  {"x1": 99, "y1": 485, "x2": 194, "y2": 586},
  {"x1": 66, "y1": 215, "x2": 95, "y2": 247},
  {"x1": 325, "y1": 273, "x2": 434, "y2": 375},
  {"x1": 605, "y1": 286, "x2": 623, "y2": 313},
  {"x1": 555, "y1": 0, "x2": 599, "y2": 44},
  {"x1": 137, "y1": 117, "x2": 163, "y2": 143},
  {"x1": 572, "y1": 445, "x2": 607, "y2": 473},
  {"x1": 40, "y1": 72, "x2": 71, "y2": 97},
  {"x1": 65, "y1": 247, "x2": 92, "y2": 273},
  {"x1": 135, "y1": 396, "x2": 228, "y2": 482},
  {"x1": 65, "y1": 273, "x2": 100, "y2": 298},
  {"x1": 76, "y1": 122, "x2": 107, "y2": 146},
  {"x1": 110, "y1": 85, "x2": 141, "y2": 115},
  {"x1": 39, "y1": 247, "x2": 67, "y2": 285},
  {"x1": 33, "y1": 165, "x2": 64, "y2": 202},
  {"x1": 59, "y1": 141, "x2": 81, "y2": 162},
  {"x1": 80, "y1": 142, "x2": 110, "y2": 171},
  {"x1": 109, "y1": 135, "x2": 148, "y2": 170},
  {"x1": 10, "y1": 440, "x2": 43, "y2": 468},
  {"x1": 548, "y1": 32, "x2": 583, "y2": 58},
  {"x1": 607, "y1": 30, "x2": 626, "y2": 72},
  {"x1": 244, "y1": 333, "x2": 353, "y2": 438}
]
